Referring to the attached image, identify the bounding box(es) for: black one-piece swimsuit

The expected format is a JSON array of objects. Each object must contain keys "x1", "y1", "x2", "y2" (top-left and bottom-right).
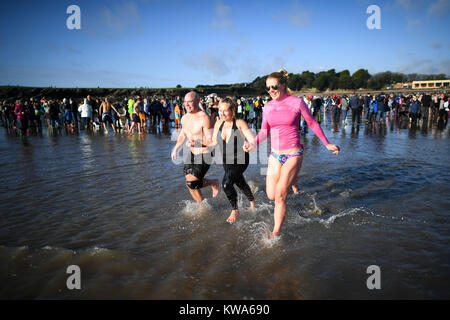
[{"x1": 218, "y1": 120, "x2": 254, "y2": 209}]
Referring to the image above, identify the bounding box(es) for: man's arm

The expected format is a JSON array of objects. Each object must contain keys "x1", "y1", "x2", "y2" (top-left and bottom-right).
[
  {"x1": 201, "y1": 113, "x2": 214, "y2": 147},
  {"x1": 171, "y1": 126, "x2": 186, "y2": 160},
  {"x1": 111, "y1": 105, "x2": 120, "y2": 115}
]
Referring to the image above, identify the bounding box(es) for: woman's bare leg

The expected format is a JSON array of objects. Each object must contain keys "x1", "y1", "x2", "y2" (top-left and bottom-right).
[{"x1": 271, "y1": 156, "x2": 302, "y2": 238}]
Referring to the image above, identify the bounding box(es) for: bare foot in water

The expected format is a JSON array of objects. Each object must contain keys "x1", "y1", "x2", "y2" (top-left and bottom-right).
[
  {"x1": 269, "y1": 231, "x2": 280, "y2": 240},
  {"x1": 292, "y1": 184, "x2": 299, "y2": 194},
  {"x1": 226, "y1": 209, "x2": 239, "y2": 223},
  {"x1": 249, "y1": 200, "x2": 255, "y2": 212},
  {"x1": 211, "y1": 180, "x2": 220, "y2": 197}
]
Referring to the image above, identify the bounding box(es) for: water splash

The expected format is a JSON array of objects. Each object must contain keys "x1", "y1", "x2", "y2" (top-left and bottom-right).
[
  {"x1": 294, "y1": 191, "x2": 323, "y2": 216},
  {"x1": 244, "y1": 221, "x2": 281, "y2": 255},
  {"x1": 294, "y1": 207, "x2": 363, "y2": 228},
  {"x1": 181, "y1": 199, "x2": 212, "y2": 217},
  {"x1": 255, "y1": 202, "x2": 274, "y2": 215},
  {"x1": 87, "y1": 247, "x2": 111, "y2": 256},
  {"x1": 247, "y1": 180, "x2": 259, "y2": 195},
  {"x1": 310, "y1": 194, "x2": 323, "y2": 215}
]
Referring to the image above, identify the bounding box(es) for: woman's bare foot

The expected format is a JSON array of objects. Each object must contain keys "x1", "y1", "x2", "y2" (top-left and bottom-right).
[
  {"x1": 249, "y1": 200, "x2": 255, "y2": 212},
  {"x1": 269, "y1": 231, "x2": 280, "y2": 240},
  {"x1": 292, "y1": 184, "x2": 299, "y2": 194},
  {"x1": 211, "y1": 180, "x2": 220, "y2": 197},
  {"x1": 226, "y1": 209, "x2": 239, "y2": 223}
]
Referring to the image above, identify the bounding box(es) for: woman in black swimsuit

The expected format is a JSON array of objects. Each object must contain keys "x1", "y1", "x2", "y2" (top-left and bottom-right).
[{"x1": 208, "y1": 97, "x2": 256, "y2": 223}]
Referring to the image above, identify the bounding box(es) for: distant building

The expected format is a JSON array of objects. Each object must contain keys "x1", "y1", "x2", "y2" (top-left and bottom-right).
[
  {"x1": 412, "y1": 80, "x2": 450, "y2": 89},
  {"x1": 393, "y1": 82, "x2": 413, "y2": 89}
]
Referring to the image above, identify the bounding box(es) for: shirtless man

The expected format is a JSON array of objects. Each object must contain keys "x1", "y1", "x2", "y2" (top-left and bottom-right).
[
  {"x1": 171, "y1": 91, "x2": 219, "y2": 202},
  {"x1": 99, "y1": 98, "x2": 120, "y2": 134}
]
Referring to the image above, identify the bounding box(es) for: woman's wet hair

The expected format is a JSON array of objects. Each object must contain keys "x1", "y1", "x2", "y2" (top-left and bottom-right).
[
  {"x1": 267, "y1": 69, "x2": 293, "y2": 95},
  {"x1": 219, "y1": 96, "x2": 237, "y2": 119}
]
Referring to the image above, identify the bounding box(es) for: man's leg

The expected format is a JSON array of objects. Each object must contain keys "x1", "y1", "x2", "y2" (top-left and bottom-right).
[
  {"x1": 186, "y1": 174, "x2": 204, "y2": 203},
  {"x1": 185, "y1": 174, "x2": 219, "y2": 203}
]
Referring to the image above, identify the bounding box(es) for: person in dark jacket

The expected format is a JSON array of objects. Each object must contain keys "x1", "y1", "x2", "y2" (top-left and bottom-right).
[
  {"x1": 253, "y1": 96, "x2": 264, "y2": 129},
  {"x1": 14, "y1": 100, "x2": 28, "y2": 136},
  {"x1": 70, "y1": 98, "x2": 79, "y2": 128},
  {"x1": 49, "y1": 100, "x2": 60, "y2": 128},
  {"x1": 376, "y1": 93, "x2": 387, "y2": 124},
  {"x1": 364, "y1": 94, "x2": 371, "y2": 122},
  {"x1": 409, "y1": 95, "x2": 422, "y2": 126},
  {"x1": 312, "y1": 96, "x2": 322, "y2": 123},
  {"x1": 332, "y1": 95, "x2": 341, "y2": 124},
  {"x1": 150, "y1": 98, "x2": 163, "y2": 127},
  {"x1": 420, "y1": 93, "x2": 431, "y2": 124},
  {"x1": 349, "y1": 94, "x2": 361, "y2": 128}
]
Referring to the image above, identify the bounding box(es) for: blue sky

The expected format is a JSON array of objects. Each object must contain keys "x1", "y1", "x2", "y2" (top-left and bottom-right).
[{"x1": 0, "y1": 0, "x2": 449, "y2": 88}]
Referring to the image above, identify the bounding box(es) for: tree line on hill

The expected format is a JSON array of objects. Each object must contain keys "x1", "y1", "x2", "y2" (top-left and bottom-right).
[
  {"x1": 1, "y1": 69, "x2": 447, "y2": 101},
  {"x1": 248, "y1": 69, "x2": 448, "y2": 93}
]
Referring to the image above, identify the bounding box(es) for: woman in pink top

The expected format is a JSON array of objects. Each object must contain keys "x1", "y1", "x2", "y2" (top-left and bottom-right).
[{"x1": 245, "y1": 70, "x2": 340, "y2": 239}]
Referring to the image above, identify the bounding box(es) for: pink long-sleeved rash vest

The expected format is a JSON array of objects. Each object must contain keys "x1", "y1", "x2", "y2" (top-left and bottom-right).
[{"x1": 254, "y1": 95, "x2": 330, "y2": 150}]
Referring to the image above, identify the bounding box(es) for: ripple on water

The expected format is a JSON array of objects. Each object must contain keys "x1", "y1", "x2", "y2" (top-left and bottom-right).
[{"x1": 1, "y1": 125, "x2": 449, "y2": 299}]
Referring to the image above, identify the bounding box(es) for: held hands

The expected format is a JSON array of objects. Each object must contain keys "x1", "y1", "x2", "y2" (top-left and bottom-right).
[
  {"x1": 186, "y1": 139, "x2": 194, "y2": 148},
  {"x1": 326, "y1": 144, "x2": 340, "y2": 155},
  {"x1": 186, "y1": 138, "x2": 199, "y2": 148},
  {"x1": 243, "y1": 141, "x2": 255, "y2": 153}
]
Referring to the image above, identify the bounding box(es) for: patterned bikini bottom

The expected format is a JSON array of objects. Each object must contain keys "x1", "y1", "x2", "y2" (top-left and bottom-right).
[{"x1": 271, "y1": 149, "x2": 304, "y2": 165}]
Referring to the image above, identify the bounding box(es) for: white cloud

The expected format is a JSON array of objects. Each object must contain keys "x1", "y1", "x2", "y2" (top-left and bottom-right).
[
  {"x1": 65, "y1": 45, "x2": 82, "y2": 55},
  {"x1": 81, "y1": 1, "x2": 143, "y2": 40},
  {"x1": 395, "y1": 0, "x2": 415, "y2": 9},
  {"x1": 428, "y1": 0, "x2": 450, "y2": 15},
  {"x1": 183, "y1": 50, "x2": 232, "y2": 77},
  {"x1": 210, "y1": 0, "x2": 233, "y2": 28},
  {"x1": 407, "y1": 18, "x2": 422, "y2": 29},
  {"x1": 272, "y1": 0, "x2": 313, "y2": 28},
  {"x1": 101, "y1": 1, "x2": 141, "y2": 32},
  {"x1": 429, "y1": 41, "x2": 442, "y2": 49},
  {"x1": 283, "y1": 45, "x2": 296, "y2": 55},
  {"x1": 395, "y1": 58, "x2": 432, "y2": 73},
  {"x1": 395, "y1": 58, "x2": 450, "y2": 76},
  {"x1": 182, "y1": 40, "x2": 301, "y2": 84},
  {"x1": 440, "y1": 59, "x2": 450, "y2": 76}
]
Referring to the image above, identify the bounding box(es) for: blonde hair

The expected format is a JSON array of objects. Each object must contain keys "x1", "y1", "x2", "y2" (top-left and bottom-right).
[
  {"x1": 219, "y1": 96, "x2": 237, "y2": 120},
  {"x1": 268, "y1": 69, "x2": 293, "y2": 95}
]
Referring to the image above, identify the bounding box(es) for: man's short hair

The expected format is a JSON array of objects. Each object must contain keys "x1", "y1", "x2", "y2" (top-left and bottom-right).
[{"x1": 187, "y1": 91, "x2": 200, "y2": 101}]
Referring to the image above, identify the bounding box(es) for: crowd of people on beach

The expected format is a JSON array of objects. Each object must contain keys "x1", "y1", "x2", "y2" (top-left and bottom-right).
[
  {"x1": 1, "y1": 73, "x2": 449, "y2": 238},
  {"x1": 320, "y1": 91, "x2": 449, "y2": 130},
  {"x1": 0, "y1": 90, "x2": 448, "y2": 139},
  {"x1": 0, "y1": 95, "x2": 176, "y2": 137}
]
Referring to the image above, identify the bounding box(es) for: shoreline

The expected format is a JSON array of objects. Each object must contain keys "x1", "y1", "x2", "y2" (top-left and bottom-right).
[{"x1": 0, "y1": 85, "x2": 446, "y2": 102}]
